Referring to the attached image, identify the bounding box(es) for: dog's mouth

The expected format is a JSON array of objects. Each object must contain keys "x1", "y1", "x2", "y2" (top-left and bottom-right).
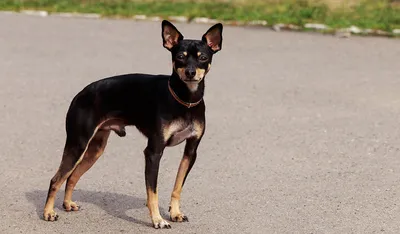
[
  {"x1": 183, "y1": 79, "x2": 201, "y2": 83},
  {"x1": 174, "y1": 67, "x2": 206, "y2": 84}
]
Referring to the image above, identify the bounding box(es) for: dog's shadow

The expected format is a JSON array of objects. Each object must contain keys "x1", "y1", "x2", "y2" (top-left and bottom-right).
[{"x1": 25, "y1": 189, "x2": 169, "y2": 227}]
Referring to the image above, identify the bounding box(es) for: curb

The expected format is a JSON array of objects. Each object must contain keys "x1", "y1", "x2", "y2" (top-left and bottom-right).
[
  {"x1": 2, "y1": 10, "x2": 399, "y2": 38},
  {"x1": 51, "y1": 12, "x2": 101, "y2": 19}
]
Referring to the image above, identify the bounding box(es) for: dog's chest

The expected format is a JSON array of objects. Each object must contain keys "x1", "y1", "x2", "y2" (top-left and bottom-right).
[{"x1": 164, "y1": 120, "x2": 199, "y2": 147}]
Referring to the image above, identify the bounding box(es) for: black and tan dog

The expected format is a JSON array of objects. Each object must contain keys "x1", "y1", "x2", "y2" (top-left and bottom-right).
[{"x1": 43, "y1": 20, "x2": 223, "y2": 229}]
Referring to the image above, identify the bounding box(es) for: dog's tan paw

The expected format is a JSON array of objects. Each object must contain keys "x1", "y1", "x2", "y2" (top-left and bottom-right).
[
  {"x1": 169, "y1": 205, "x2": 188, "y2": 222},
  {"x1": 43, "y1": 210, "x2": 59, "y2": 221},
  {"x1": 170, "y1": 212, "x2": 188, "y2": 222},
  {"x1": 63, "y1": 201, "x2": 80, "y2": 212},
  {"x1": 153, "y1": 217, "x2": 171, "y2": 229}
]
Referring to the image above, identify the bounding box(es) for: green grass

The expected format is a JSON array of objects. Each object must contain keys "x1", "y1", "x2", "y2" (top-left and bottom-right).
[{"x1": 1, "y1": 0, "x2": 399, "y2": 31}]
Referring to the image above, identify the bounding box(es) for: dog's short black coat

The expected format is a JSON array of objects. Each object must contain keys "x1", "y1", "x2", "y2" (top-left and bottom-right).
[{"x1": 43, "y1": 20, "x2": 223, "y2": 229}]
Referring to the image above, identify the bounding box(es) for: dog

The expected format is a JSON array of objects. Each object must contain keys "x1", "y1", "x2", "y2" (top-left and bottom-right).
[{"x1": 43, "y1": 20, "x2": 223, "y2": 229}]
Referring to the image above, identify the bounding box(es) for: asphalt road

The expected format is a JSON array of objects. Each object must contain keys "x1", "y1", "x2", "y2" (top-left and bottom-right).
[{"x1": 1, "y1": 12, "x2": 400, "y2": 234}]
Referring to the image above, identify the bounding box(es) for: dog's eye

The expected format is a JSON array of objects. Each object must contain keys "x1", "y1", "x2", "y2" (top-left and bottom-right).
[
  {"x1": 176, "y1": 54, "x2": 185, "y2": 60},
  {"x1": 199, "y1": 55, "x2": 208, "y2": 61}
]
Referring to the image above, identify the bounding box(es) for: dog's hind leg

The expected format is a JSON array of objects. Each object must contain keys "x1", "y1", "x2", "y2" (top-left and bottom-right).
[
  {"x1": 63, "y1": 129, "x2": 111, "y2": 211},
  {"x1": 43, "y1": 118, "x2": 99, "y2": 221}
]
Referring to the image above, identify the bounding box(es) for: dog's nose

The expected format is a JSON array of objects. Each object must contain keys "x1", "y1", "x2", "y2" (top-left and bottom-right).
[{"x1": 185, "y1": 69, "x2": 196, "y2": 79}]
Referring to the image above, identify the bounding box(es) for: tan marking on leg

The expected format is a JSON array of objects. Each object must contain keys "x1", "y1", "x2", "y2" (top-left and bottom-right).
[
  {"x1": 44, "y1": 170, "x2": 64, "y2": 221},
  {"x1": 170, "y1": 155, "x2": 190, "y2": 222},
  {"x1": 147, "y1": 187, "x2": 171, "y2": 229},
  {"x1": 43, "y1": 118, "x2": 115, "y2": 221},
  {"x1": 63, "y1": 130, "x2": 110, "y2": 211}
]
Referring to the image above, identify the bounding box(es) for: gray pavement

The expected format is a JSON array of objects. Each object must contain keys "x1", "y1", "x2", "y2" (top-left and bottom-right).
[{"x1": 1, "y1": 12, "x2": 400, "y2": 234}]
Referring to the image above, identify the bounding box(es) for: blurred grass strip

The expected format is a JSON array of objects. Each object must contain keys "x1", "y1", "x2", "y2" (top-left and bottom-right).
[{"x1": 0, "y1": 0, "x2": 399, "y2": 31}]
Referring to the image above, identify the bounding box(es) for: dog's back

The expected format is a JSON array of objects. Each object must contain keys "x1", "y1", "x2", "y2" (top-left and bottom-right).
[{"x1": 68, "y1": 73, "x2": 169, "y2": 123}]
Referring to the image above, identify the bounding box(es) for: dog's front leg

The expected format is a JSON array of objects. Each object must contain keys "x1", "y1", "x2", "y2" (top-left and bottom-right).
[
  {"x1": 144, "y1": 141, "x2": 170, "y2": 229},
  {"x1": 169, "y1": 135, "x2": 202, "y2": 222}
]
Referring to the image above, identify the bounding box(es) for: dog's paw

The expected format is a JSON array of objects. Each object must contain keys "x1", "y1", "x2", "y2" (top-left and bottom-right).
[
  {"x1": 169, "y1": 205, "x2": 189, "y2": 222},
  {"x1": 170, "y1": 213, "x2": 189, "y2": 222},
  {"x1": 63, "y1": 201, "x2": 80, "y2": 212},
  {"x1": 43, "y1": 210, "x2": 59, "y2": 221},
  {"x1": 153, "y1": 218, "x2": 171, "y2": 229}
]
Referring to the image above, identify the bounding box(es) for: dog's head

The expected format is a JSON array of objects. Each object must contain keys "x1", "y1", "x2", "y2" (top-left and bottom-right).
[{"x1": 162, "y1": 20, "x2": 223, "y2": 91}]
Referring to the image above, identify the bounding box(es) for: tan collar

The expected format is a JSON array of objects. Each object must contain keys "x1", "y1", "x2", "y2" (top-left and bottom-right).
[{"x1": 168, "y1": 80, "x2": 203, "y2": 108}]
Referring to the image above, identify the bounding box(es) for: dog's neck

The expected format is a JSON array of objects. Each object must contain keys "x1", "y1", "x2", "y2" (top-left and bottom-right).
[{"x1": 169, "y1": 72, "x2": 204, "y2": 104}]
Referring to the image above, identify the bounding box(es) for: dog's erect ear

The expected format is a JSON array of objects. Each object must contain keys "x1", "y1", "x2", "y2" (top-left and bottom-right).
[
  {"x1": 202, "y1": 23, "x2": 223, "y2": 53},
  {"x1": 162, "y1": 20, "x2": 184, "y2": 50}
]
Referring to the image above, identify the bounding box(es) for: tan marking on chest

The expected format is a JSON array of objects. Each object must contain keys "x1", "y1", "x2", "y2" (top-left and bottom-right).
[
  {"x1": 163, "y1": 120, "x2": 184, "y2": 140},
  {"x1": 192, "y1": 121, "x2": 204, "y2": 139},
  {"x1": 163, "y1": 120, "x2": 203, "y2": 146}
]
